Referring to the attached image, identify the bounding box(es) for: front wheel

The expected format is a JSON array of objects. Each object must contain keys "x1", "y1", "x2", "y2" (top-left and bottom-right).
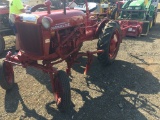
[
  {"x1": 51, "y1": 70, "x2": 71, "y2": 112},
  {"x1": 97, "y1": 21, "x2": 121, "y2": 66},
  {"x1": 0, "y1": 61, "x2": 14, "y2": 90},
  {"x1": 0, "y1": 36, "x2": 5, "y2": 55}
]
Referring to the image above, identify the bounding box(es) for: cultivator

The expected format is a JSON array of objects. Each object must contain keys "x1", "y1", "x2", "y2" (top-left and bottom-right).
[{"x1": 0, "y1": 0, "x2": 157, "y2": 113}]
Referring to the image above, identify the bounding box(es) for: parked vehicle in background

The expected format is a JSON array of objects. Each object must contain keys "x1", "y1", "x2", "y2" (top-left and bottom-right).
[
  {"x1": 73, "y1": 0, "x2": 120, "y2": 19},
  {"x1": 117, "y1": 0, "x2": 157, "y2": 37},
  {"x1": 0, "y1": 0, "x2": 13, "y2": 55}
]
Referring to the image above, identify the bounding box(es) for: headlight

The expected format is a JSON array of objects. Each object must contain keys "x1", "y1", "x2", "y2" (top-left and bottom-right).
[
  {"x1": 9, "y1": 14, "x2": 16, "y2": 23},
  {"x1": 42, "y1": 16, "x2": 53, "y2": 29}
]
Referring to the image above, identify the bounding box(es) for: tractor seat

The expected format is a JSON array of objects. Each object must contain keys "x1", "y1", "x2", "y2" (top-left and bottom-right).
[{"x1": 74, "y1": 2, "x2": 97, "y2": 13}]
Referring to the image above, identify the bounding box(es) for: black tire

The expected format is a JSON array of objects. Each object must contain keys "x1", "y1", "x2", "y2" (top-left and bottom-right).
[
  {"x1": 97, "y1": 21, "x2": 122, "y2": 66},
  {"x1": 0, "y1": 61, "x2": 14, "y2": 90},
  {"x1": 53, "y1": 70, "x2": 71, "y2": 112},
  {"x1": 0, "y1": 36, "x2": 5, "y2": 55}
]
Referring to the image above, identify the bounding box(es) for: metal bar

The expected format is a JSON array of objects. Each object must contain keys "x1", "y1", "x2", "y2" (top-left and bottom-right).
[
  {"x1": 63, "y1": 0, "x2": 66, "y2": 14},
  {"x1": 119, "y1": 9, "x2": 147, "y2": 12},
  {"x1": 50, "y1": 49, "x2": 104, "y2": 66},
  {"x1": 4, "y1": 60, "x2": 22, "y2": 66}
]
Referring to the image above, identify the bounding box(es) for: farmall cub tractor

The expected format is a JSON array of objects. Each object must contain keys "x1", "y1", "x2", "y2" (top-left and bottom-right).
[{"x1": 0, "y1": 0, "x2": 122, "y2": 112}]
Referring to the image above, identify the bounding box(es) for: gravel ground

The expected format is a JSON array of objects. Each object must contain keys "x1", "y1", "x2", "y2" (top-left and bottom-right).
[{"x1": 0, "y1": 11, "x2": 160, "y2": 120}]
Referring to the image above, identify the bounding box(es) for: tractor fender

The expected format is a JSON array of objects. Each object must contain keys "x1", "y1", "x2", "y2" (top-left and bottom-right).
[{"x1": 95, "y1": 18, "x2": 110, "y2": 38}]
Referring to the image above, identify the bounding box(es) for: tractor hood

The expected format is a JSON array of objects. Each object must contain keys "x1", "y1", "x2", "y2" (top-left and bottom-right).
[
  {"x1": 19, "y1": 9, "x2": 85, "y2": 23},
  {"x1": 129, "y1": 0, "x2": 144, "y2": 7},
  {"x1": 17, "y1": 9, "x2": 86, "y2": 30}
]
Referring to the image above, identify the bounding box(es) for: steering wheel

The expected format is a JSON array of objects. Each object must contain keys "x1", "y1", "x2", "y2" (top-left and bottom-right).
[{"x1": 30, "y1": 4, "x2": 46, "y2": 12}]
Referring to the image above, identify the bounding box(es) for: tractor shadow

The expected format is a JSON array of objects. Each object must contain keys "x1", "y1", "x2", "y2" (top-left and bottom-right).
[
  {"x1": 45, "y1": 57, "x2": 160, "y2": 120},
  {"x1": 4, "y1": 84, "x2": 47, "y2": 120},
  {"x1": 124, "y1": 22, "x2": 160, "y2": 43},
  {"x1": 4, "y1": 56, "x2": 160, "y2": 120}
]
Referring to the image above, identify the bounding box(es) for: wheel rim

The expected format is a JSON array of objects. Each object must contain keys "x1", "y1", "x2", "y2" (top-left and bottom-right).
[
  {"x1": 109, "y1": 31, "x2": 119, "y2": 59},
  {"x1": 3, "y1": 62, "x2": 14, "y2": 85}
]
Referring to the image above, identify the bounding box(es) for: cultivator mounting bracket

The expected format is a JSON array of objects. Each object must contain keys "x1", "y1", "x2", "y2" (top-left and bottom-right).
[{"x1": 65, "y1": 50, "x2": 104, "y2": 75}]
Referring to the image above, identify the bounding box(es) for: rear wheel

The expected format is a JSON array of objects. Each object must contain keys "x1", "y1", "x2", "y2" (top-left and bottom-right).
[
  {"x1": 52, "y1": 70, "x2": 71, "y2": 112},
  {"x1": 97, "y1": 21, "x2": 121, "y2": 65},
  {"x1": 0, "y1": 36, "x2": 5, "y2": 55},
  {"x1": 0, "y1": 61, "x2": 14, "y2": 90}
]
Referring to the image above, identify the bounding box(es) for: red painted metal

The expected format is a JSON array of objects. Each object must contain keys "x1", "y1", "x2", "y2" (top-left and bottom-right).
[
  {"x1": 109, "y1": 31, "x2": 120, "y2": 59},
  {"x1": 44, "y1": 0, "x2": 52, "y2": 14},
  {"x1": 115, "y1": 1, "x2": 124, "y2": 17},
  {"x1": 3, "y1": 0, "x2": 124, "y2": 74},
  {"x1": 118, "y1": 20, "x2": 143, "y2": 37}
]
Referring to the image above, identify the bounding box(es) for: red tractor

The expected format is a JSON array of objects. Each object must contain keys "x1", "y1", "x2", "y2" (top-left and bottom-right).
[
  {"x1": 0, "y1": 0, "x2": 13, "y2": 55},
  {"x1": 0, "y1": 0, "x2": 122, "y2": 112}
]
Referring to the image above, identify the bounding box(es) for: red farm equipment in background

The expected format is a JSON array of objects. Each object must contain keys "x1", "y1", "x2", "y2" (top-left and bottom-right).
[{"x1": 116, "y1": 0, "x2": 157, "y2": 37}]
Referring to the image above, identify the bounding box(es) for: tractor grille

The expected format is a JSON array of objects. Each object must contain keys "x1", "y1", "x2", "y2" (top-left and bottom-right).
[{"x1": 16, "y1": 22, "x2": 43, "y2": 56}]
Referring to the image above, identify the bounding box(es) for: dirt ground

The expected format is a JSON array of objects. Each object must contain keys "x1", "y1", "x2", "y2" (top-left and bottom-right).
[{"x1": 0, "y1": 10, "x2": 160, "y2": 120}]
